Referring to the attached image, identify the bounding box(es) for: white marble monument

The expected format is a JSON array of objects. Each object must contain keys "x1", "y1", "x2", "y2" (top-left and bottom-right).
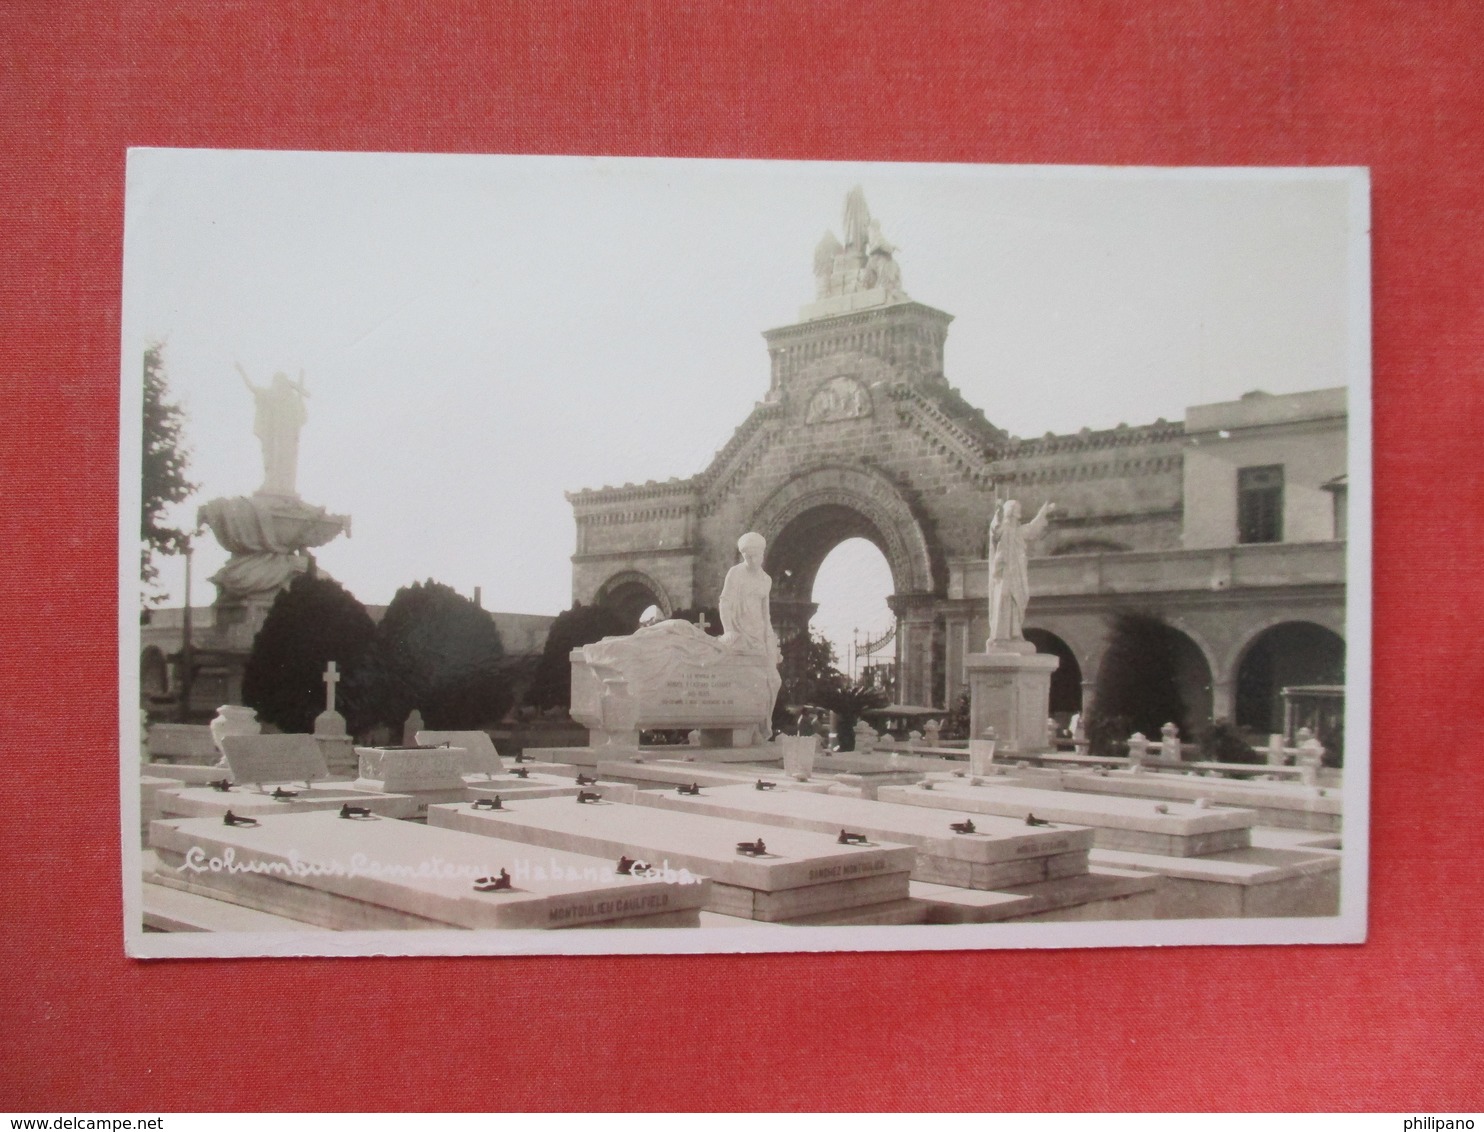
[
  {"x1": 196, "y1": 364, "x2": 351, "y2": 651},
  {"x1": 965, "y1": 499, "x2": 1061, "y2": 753},
  {"x1": 569, "y1": 532, "x2": 782, "y2": 749}
]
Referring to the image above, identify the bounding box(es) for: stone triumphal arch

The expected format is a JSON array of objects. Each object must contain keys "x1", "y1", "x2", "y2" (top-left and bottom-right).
[{"x1": 567, "y1": 189, "x2": 1348, "y2": 727}]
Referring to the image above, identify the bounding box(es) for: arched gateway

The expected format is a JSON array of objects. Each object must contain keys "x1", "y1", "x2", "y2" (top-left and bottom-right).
[{"x1": 567, "y1": 190, "x2": 1347, "y2": 719}]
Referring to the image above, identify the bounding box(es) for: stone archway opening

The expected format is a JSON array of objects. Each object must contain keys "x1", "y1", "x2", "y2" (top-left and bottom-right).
[
  {"x1": 767, "y1": 504, "x2": 896, "y2": 640},
  {"x1": 811, "y1": 537, "x2": 896, "y2": 688},
  {"x1": 1022, "y1": 628, "x2": 1084, "y2": 722},
  {"x1": 596, "y1": 577, "x2": 670, "y2": 634},
  {"x1": 1235, "y1": 621, "x2": 1346, "y2": 738},
  {"x1": 1089, "y1": 612, "x2": 1214, "y2": 746},
  {"x1": 766, "y1": 505, "x2": 905, "y2": 707}
]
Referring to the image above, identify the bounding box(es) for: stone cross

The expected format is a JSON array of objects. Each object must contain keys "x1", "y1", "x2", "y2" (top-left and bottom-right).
[
  {"x1": 697, "y1": 612, "x2": 710, "y2": 633},
  {"x1": 323, "y1": 660, "x2": 340, "y2": 714}
]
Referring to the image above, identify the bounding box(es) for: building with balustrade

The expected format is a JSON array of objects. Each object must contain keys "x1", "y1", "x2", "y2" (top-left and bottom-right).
[{"x1": 566, "y1": 196, "x2": 1349, "y2": 743}]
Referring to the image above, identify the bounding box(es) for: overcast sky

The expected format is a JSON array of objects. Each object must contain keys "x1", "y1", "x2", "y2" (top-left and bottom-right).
[{"x1": 123, "y1": 151, "x2": 1364, "y2": 655}]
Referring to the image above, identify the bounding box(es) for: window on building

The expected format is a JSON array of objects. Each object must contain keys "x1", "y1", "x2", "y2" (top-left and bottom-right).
[{"x1": 1237, "y1": 465, "x2": 1284, "y2": 543}]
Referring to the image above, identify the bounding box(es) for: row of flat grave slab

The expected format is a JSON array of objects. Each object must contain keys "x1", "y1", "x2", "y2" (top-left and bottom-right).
[
  {"x1": 630, "y1": 783, "x2": 1094, "y2": 890},
  {"x1": 140, "y1": 776, "x2": 187, "y2": 843},
  {"x1": 945, "y1": 762, "x2": 1344, "y2": 836},
  {"x1": 156, "y1": 782, "x2": 419, "y2": 821},
  {"x1": 147, "y1": 809, "x2": 706, "y2": 930},
  {"x1": 593, "y1": 759, "x2": 837, "y2": 794},
  {"x1": 875, "y1": 780, "x2": 1256, "y2": 857},
  {"x1": 1088, "y1": 845, "x2": 1342, "y2": 918},
  {"x1": 142, "y1": 763, "x2": 234, "y2": 786},
  {"x1": 876, "y1": 779, "x2": 1340, "y2": 917},
  {"x1": 142, "y1": 878, "x2": 336, "y2": 933},
  {"x1": 428, "y1": 795, "x2": 917, "y2": 924},
  {"x1": 907, "y1": 868, "x2": 1160, "y2": 924},
  {"x1": 522, "y1": 743, "x2": 782, "y2": 769},
  {"x1": 1057, "y1": 769, "x2": 1342, "y2": 832}
]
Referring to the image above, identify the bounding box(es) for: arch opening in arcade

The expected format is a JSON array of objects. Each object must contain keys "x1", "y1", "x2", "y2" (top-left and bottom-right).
[
  {"x1": 1088, "y1": 612, "x2": 1214, "y2": 747},
  {"x1": 1022, "y1": 628, "x2": 1084, "y2": 724},
  {"x1": 1235, "y1": 621, "x2": 1346, "y2": 755}
]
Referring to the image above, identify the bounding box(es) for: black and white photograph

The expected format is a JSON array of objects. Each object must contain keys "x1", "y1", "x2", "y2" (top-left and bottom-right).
[{"x1": 121, "y1": 151, "x2": 1370, "y2": 957}]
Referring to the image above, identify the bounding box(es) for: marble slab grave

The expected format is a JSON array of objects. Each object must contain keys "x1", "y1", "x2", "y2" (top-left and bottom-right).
[
  {"x1": 140, "y1": 776, "x2": 184, "y2": 843},
  {"x1": 463, "y1": 772, "x2": 586, "y2": 802},
  {"x1": 156, "y1": 783, "x2": 418, "y2": 821},
  {"x1": 220, "y1": 733, "x2": 330, "y2": 787},
  {"x1": 148, "y1": 810, "x2": 706, "y2": 930},
  {"x1": 415, "y1": 730, "x2": 504, "y2": 779},
  {"x1": 1088, "y1": 846, "x2": 1342, "y2": 919},
  {"x1": 141, "y1": 763, "x2": 236, "y2": 786},
  {"x1": 428, "y1": 796, "x2": 915, "y2": 923},
  {"x1": 1060, "y1": 770, "x2": 1342, "y2": 832},
  {"x1": 634, "y1": 783, "x2": 1094, "y2": 889},
  {"x1": 526, "y1": 744, "x2": 780, "y2": 768},
  {"x1": 593, "y1": 760, "x2": 835, "y2": 794},
  {"x1": 878, "y1": 780, "x2": 1257, "y2": 857},
  {"x1": 909, "y1": 865, "x2": 1160, "y2": 924}
]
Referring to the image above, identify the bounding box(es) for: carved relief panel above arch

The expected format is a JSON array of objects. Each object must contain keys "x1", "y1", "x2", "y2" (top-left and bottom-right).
[{"x1": 804, "y1": 375, "x2": 872, "y2": 424}]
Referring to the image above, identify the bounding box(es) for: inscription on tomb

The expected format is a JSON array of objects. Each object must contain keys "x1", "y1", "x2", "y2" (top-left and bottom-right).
[
  {"x1": 659, "y1": 671, "x2": 733, "y2": 709},
  {"x1": 546, "y1": 891, "x2": 672, "y2": 924},
  {"x1": 805, "y1": 857, "x2": 889, "y2": 883},
  {"x1": 1015, "y1": 837, "x2": 1071, "y2": 855}
]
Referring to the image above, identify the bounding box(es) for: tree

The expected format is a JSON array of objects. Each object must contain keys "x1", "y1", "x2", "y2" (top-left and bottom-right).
[
  {"x1": 1084, "y1": 611, "x2": 1190, "y2": 754},
  {"x1": 361, "y1": 580, "x2": 510, "y2": 730},
  {"x1": 524, "y1": 601, "x2": 630, "y2": 712},
  {"x1": 776, "y1": 628, "x2": 847, "y2": 729},
  {"x1": 141, "y1": 343, "x2": 197, "y2": 604},
  {"x1": 815, "y1": 682, "x2": 889, "y2": 751},
  {"x1": 242, "y1": 573, "x2": 379, "y2": 734}
]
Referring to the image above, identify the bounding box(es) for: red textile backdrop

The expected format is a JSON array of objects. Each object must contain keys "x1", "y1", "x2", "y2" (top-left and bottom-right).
[{"x1": 2, "y1": 0, "x2": 1481, "y2": 1112}]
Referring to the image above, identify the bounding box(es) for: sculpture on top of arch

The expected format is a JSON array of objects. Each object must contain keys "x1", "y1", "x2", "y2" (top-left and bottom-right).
[{"x1": 812, "y1": 186, "x2": 908, "y2": 306}]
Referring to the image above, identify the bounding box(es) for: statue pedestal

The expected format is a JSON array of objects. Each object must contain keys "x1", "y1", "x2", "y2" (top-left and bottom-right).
[{"x1": 965, "y1": 643, "x2": 1060, "y2": 755}]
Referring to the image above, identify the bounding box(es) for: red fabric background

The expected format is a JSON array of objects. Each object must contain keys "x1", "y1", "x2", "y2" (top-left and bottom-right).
[{"x1": 2, "y1": 0, "x2": 1481, "y2": 1112}]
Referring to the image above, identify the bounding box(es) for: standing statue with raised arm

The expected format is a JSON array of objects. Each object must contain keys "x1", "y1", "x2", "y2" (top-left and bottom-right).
[
  {"x1": 988, "y1": 499, "x2": 1056, "y2": 644},
  {"x1": 719, "y1": 531, "x2": 783, "y2": 739},
  {"x1": 238, "y1": 364, "x2": 310, "y2": 497}
]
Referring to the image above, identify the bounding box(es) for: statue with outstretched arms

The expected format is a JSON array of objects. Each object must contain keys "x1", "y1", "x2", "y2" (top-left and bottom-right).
[
  {"x1": 988, "y1": 499, "x2": 1056, "y2": 644},
  {"x1": 238, "y1": 364, "x2": 309, "y2": 497}
]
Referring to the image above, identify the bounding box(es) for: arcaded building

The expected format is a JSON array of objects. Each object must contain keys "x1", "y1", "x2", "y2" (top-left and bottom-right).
[{"x1": 566, "y1": 193, "x2": 1347, "y2": 739}]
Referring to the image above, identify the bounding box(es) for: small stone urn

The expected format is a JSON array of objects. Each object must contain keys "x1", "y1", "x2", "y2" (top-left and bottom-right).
[{"x1": 209, "y1": 704, "x2": 261, "y2": 766}]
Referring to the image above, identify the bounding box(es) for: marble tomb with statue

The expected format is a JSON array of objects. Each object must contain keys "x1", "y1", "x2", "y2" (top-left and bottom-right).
[{"x1": 568, "y1": 532, "x2": 783, "y2": 751}]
